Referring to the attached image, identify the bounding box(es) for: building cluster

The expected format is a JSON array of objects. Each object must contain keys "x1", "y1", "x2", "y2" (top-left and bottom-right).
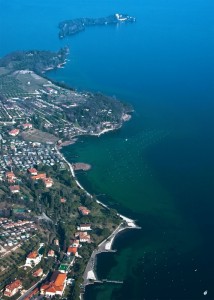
[
  {"x1": 0, "y1": 218, "x2": 37, "y2": 255},
  {"x1": 8, "y1": 123, "x2": 33, "y2": 138},
  {"x1": 0, "y1": 139, "x2": 65, "y2": 174},
  {"x1": 3, "y1": 271, "x2": 67, "y2": 298},
  {"x1": 0, "y1": 188, "x2": 94, "y2": 298},
  {"x1": 40, "y1": 271, "x2": 67, "y2": 297},
  {"x1": 53, "y1": 124, "x2": 82, "y2": 140},
  {"x1": 30, "y1": 169, "x2": 54, "y2": 188},
  {"x1": 1, "y1": 167, "x2": 54, "y2": 197}
]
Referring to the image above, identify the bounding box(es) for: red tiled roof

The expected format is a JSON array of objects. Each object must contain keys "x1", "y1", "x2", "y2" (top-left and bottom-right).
[
  {"x1": 6, "y1": 172, "x2": 15, "y2": 178},
  {"x1": 28, "y1": 168, "x2": 37, "y2": 174},
  {"x1": 55, "y1": 273, "x2": 67, "y2": 287},
  {"x1": 9, "y1": 185, "x2": 20, "y2": 191},
  {"x1": 31, "y1": 173, "x2": 46, "y2": 180},
  {"x1": 27, "y1": 251, "x2": 38, "y2": 259},
  {"x1": 9, "y1": 129, "x2": 19, "y2": 136},
  {"x1": 4, "y1": 279, "x2": 22, "y2": 292},
  {"x1": 33, "y1": 268, "x2": 43, "y2": 277},
  {"x1": 23, "y1": 123, "x2": 32, "y2": 128},
  {"x1": 78, "y1": 206, "x2": 90, "y2": 215},
  {"x1": 67, "y1": 247, "x2": 77, "y2": 254},
  {"x1": 41, "y1": 273, "x2": 67, "y2": 295},
  {"x1": 80, "y1": 224, "x2": 91, "y2": 227}
]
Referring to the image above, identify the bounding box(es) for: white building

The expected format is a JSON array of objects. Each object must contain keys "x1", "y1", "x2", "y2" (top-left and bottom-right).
[{"x1": 25, "y1": 251, "x2": 42, "y2": 267}]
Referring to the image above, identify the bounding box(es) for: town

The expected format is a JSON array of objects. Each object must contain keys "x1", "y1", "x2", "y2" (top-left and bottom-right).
[
  {"x1": 0, "y1": 50, "x2": 129, "y2": 299},
  {"x1": 0, "y1": 119, "x2": 120, "y2": 298}
]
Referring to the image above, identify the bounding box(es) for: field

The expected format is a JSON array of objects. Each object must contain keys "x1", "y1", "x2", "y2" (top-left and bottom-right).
[{"x1": 21, "y1": 128, "x2": 58, "y2": 143}]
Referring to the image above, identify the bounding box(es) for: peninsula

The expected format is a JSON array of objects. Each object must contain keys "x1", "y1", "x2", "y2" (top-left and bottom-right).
[
  {"x1": 0, "y1": 47, "x2": 137, "y2": 300},
  {"x1": 0, "y1": 47, "x2": 69, "y2": 75},
  {"x1": 58, "y1": 13, "x2": 136, "y2": 38},
  {"x1": 0, "y1": 48, "x2": 132, "y2": 139}
]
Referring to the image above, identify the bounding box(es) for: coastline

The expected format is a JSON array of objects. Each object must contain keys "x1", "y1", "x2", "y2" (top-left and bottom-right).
[
  {"x1": 57, "y1": 112, "x2": 133, "y2": 150},
  {"x1": 55, "y1": 136, "x2": 141, "y2": 295}
]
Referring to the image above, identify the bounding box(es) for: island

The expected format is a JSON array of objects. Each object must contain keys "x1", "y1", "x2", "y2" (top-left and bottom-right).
[{"x1": 58, "y1": 13, "x2": 136, "y2": 38}]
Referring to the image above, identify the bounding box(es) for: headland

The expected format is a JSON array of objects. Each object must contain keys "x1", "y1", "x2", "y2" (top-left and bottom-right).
[
  {"x1": 0, "y1": 12, "x2": 138, "y2": 299},
  {"x1": 0, "y1": 49, "x2": 137, "y2": 300}
]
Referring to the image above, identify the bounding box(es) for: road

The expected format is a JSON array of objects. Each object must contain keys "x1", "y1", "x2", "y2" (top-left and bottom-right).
[{"x1": 17, "y1": 274, "x2": 47, "y2": 300}]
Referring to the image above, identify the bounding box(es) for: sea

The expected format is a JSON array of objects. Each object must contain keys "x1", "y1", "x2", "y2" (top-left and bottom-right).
[{"x1": 0, "y1": 0, "x2": 213, "y2": 299}]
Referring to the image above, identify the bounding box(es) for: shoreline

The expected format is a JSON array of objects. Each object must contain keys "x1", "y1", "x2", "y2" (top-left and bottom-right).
[
  {"x1": 58, "y1": 124, "x2": 124, "y2": 149},
  {"x1": 58, "y1": 112, "x2": 133, "y2": 150},
  {"x1": 55, "y1": 137, "x2": 141, "y2": 295},
  {"x1": 81, "y1": 221, "x2": 140, "y2": 290}
]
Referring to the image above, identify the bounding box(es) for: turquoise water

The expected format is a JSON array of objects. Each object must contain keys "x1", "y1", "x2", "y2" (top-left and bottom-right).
[{"x1": 1, "y1": 0, "x2": 214, "y2": 299}]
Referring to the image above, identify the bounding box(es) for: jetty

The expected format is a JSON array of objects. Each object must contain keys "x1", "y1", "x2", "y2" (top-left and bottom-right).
[
  {"x1": 102, "y1": 279, "x2": 123, "y2": 284},
  {"x1": 82, "y1": 220, "x2": 141, "y2": 290}
]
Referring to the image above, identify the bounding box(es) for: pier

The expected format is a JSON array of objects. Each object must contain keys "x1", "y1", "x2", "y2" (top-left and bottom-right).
[{"x1": 102, "y1": 279, "x2": 123, "y2": 284}]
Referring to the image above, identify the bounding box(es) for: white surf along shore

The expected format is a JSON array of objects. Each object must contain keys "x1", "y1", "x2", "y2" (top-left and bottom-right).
[{"x1": 55, "y1": 140, "x2": 141, "y2": 286}]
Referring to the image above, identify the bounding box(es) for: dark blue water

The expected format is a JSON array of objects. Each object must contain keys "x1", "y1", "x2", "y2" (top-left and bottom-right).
[{"x1": 1, "y1": 1, "x2": 214, "y2": 299}]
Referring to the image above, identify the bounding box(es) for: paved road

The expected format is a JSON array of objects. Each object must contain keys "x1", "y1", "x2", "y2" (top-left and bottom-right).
[{"x1": 17, "y1": 274, "x2": 47, "y2": 300}]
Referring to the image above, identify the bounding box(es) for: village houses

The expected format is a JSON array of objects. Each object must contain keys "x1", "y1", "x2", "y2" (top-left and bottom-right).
[{"x1": 4, "y1": 279, "x2": 22, "y2": 297}]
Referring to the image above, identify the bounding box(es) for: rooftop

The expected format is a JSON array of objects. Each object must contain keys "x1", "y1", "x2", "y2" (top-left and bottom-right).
[{"x1": 27, "y1": 251, "x2": 38, "y2": 259}]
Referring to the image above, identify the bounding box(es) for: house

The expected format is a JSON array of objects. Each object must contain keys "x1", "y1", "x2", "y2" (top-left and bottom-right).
[
  {"x1": 8, "y1": 129, "x2": 19, "y2": 136},
  {"x1": 43, "y1": 177, "x2": 53, "y2": 188},
  {"x1": 22, "y1": 123, "x2": 33, "y2": 130},
  {"x1": 46, "y1": 87, "x2": 58, "y2": 95},
  {"x1": 33, "y1": 268, "x2": 43, "y2": 277},
  {"x1": 70, "y1": 239, "x2": 80, "y2": 248},
  {"x1": 54, "y1": 239, "x2": 59, "y2": 246},
  {"x1": 9, "y1": 185, "x2": 20, "y2": 194},
  {"x1": 77, "y1": 224, "x2": 91, "y2": 231},
  {"x1": 60, "y1": 198, "x2": 66, "y2": 203},
  {"x1": 67, "y1": 246, "x2": 78, "y2": 256},
  {"x1": 28, "y1": 168, "x2": 38, "y2": 176},
  {"x1": 25, "y1": 251, "x2": 42, "y2": 267},
  {"x1": 48, "y1": 249, "x2": 55, "y2": 257},
  {"x1": 40, "y1": 272, "x2": 67, "y2": 297},
  {"x1": 78, "y1": 206, "x2": 90, "y2": 216},
  {"x1": 4, "y1": 279, "x2": 22, "y2": 297},
  {"x1": 6, "y1": 171, "x2": 16, "y2": 183},
  {"x1": 31, "y1": 173, "x2": 46, "y2": 180},
  {"x1": 75, "y1": 231, "x2": 91, "y2": 243}
]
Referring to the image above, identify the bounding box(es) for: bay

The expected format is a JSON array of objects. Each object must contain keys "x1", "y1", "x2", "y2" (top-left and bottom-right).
[{"x1": 0, "y1": 0, "x2": 214, "y2": 299}]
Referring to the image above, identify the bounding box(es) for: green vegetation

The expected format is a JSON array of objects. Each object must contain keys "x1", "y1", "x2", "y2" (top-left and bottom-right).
[
  {"x1": 0, "y1": 46, "x2": 130, "y2": 299},
  {"x1": 0, "y1": 47, "x2": 69, "y2": 74}
]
